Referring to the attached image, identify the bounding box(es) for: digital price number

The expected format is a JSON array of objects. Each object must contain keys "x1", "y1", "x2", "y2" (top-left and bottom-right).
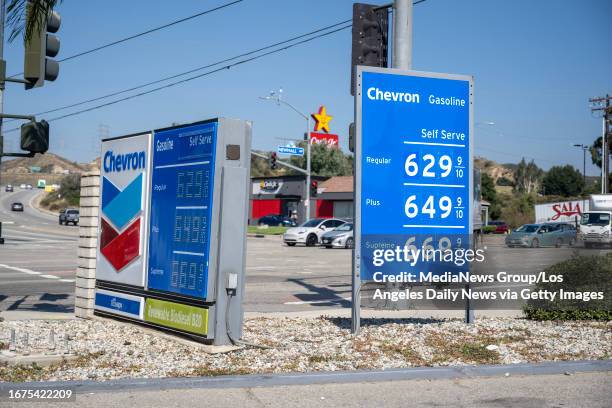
[
  {"x1": 404, "y1": 154, "x2": 465, "y2": 179},
  {"x1": 148, "y1": 122, "x2": 218, "y2": 299}
]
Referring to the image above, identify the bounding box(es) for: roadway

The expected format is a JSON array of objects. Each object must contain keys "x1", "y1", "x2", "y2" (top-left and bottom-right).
[
  {"x1": 0, "y1": 187, "x2": 78, "y2": 313},
  {"x1": 0, "y1": 186, "x2": 609, "y2": 315}
]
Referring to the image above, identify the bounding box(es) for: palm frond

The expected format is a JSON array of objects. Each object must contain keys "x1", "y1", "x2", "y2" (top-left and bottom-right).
[{"x1": 6, "y1": 0, "x2": 61, "y2": 43}]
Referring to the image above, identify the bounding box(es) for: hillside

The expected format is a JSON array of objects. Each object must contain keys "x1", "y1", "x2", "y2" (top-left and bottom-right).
[
  {"x1": 0, "y1": 153, "x2": 91, "y2": 174},
  {"x1": 475, "y1": 156, "x2": 515, "y2": 184}
]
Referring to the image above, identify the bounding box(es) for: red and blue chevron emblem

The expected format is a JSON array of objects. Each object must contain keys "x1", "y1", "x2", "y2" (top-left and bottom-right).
[{"x1": 100, "y1": 174, "x2": 143, "y2": 271}]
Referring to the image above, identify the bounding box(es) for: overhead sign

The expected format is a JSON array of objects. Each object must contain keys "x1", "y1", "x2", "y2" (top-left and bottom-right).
[
  {"x1": 96, "y1": 132, "x2": 151, "y2": 287},
  {"x1": 277, "y1": 145, "x2": 304, "y2": 156},
  {"x1": 147, "y1": 122, "x2": 218, "y2": 300},
  {"x1": 354, "y1": 66, "x2": 473, "y2": 296}
]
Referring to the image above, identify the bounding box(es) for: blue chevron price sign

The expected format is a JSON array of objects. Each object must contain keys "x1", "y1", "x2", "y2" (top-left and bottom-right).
[{"x1": 147, "y1": 122, "x2": 218, "y2": 299}]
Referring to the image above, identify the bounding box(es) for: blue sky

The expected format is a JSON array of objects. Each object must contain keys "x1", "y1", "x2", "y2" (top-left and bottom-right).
[{"x1": 2, "y1": 0, "x2": 611, "y2": 175}]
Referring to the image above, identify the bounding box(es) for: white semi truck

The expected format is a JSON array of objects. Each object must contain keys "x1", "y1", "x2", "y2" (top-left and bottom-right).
[{"x1": 579, "y1": 194, "x2": 612, "y2": 248}]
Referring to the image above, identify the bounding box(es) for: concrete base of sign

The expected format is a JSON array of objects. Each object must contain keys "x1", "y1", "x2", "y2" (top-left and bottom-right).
[
  {"x1": 74, "y1": 171, "x2": 101, "y2": 320},
  {"x1": 92, "y1": 315, "x2": 241, "y2": 354}
]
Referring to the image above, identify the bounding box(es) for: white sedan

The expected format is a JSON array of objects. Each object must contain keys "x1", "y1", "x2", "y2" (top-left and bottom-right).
[{"x1": 283, "y1": 218, "x2": 346, "y2": 246}]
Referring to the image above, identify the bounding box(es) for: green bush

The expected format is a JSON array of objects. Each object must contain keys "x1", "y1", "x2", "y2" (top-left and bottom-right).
[
  {"x1": 482, "y1": 225, "x2": 497, "y2": 234},
  {"x1": 523, "y1": 254, "x2": 612, "y2": 321}
]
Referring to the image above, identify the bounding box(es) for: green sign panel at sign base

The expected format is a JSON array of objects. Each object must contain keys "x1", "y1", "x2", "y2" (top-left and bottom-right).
[{"x1": 144, "y1": 298, "x2": 209, "y2": 335}]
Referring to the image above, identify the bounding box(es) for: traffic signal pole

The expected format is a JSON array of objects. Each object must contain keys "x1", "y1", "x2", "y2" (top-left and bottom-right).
[
  {"x1": 306, "y1": 115, "x2": 311, "y2": 221},
  {"x1": 392, "y1": 0, "x2": 412, "y2": 70}
]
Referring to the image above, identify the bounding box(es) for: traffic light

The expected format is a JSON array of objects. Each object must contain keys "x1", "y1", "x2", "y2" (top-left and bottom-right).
[
  {"x1": 310, "y1": 180, "x2": 318, "y2": 197},
  {"x1": 350, "y1": 3, "x2": 388, "y2": 95},
  {"x1": 348, "y1": 122, "x2": 355, "y2": 152},
  {"x1": 24, "y1": 1, "x2": 61, "y2": 89},
  {"x1": 270, "y1": 152, "x2": 277, "y2": 170},
  {"x1": 20, "y1": 120, "x2": 49, "y2": 154}
]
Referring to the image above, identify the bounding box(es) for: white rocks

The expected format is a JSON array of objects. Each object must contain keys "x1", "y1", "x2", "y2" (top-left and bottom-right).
[{"x1": 0, "y1": 317, "x2": 610, "y2": 382}]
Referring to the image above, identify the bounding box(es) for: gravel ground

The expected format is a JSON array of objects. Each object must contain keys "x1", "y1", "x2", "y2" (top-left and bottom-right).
[{"x1": 1, "y1": 317, "x2": 610, "y2": 382}]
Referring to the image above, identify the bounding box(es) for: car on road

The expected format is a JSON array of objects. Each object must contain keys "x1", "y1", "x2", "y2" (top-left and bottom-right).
[
  {"x1": 5, "y1": 184, "x2": 13, "y2": 192},
  {"x1": 26, "y1": 184, "x2": 33, "y2": 190},
  {"x1": 59, "y1": 208, "x2": 80, "y2": 225},
  {"x1": 11, "y1": 202, "x2": 24, "y2": 212},
  {"x1": 257, "y1": 214, "x2": 297, "y2": 227},
  {"x1": 505, "y1": 223, "x2": 576, "y2": 248},
  {"x1": 321, "y1": 222, "x2": 353, "y2": 249},
  {"x1": 283, "y1": 218, "x2": 346, "y2": 246},
  {"x1": 19, "y1": 184, "x2": 26, "y2": 189},
  {"x1": 488, "y1": 220, "x2": 509, "y2": 234}
]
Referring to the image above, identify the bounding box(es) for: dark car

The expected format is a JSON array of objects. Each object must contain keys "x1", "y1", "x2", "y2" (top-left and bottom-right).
[
  {"x1": 257, "y1": 214, "x2": 297, "y2": 227},
  {"x1": 489, "y1": 220, "x2": 509, "y2": 234},
  {"x1": 5, "y1": 184, "x2": 13, "y2": 192},
  {"x1": 59, "y1": 208, "x2": 80, "y2": 225},
  {"x1": 11, "y1": 202, "x2": 24, "y2": 212}
]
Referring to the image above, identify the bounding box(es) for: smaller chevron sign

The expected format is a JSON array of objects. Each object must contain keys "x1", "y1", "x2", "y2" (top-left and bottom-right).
[{"x1": 100, "y1": 174, "x2": 143, "y2": 271}]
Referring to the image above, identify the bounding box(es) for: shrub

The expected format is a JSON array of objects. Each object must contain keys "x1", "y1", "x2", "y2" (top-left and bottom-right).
[{"x1": 523, "y1": 254, "x2": 612, "y2": 321}]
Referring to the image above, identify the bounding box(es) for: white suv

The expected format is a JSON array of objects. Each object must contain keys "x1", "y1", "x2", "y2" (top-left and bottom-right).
[{"x1": 283, "y1": 218, "x2": 346, "y2": 246}]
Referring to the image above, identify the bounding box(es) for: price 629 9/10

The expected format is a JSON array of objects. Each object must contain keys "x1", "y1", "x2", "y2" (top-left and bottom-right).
[{"x1": 405, "y1": 195, "x2": 464, "y2": 219}]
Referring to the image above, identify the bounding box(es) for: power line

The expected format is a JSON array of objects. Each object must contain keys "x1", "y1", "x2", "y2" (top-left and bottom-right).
[
  {"x1": 3, "y1": 23, "x2": 352, "y2": 133},
  {"x1": 7, "y1": 20, "x2": 352, "y2": 121},
  {"x1": 4, "y1": 0, "x2": 428, "y2": 129},
  {"x1": 7, "y1": 0, "x2": 245, "y2": 77}
]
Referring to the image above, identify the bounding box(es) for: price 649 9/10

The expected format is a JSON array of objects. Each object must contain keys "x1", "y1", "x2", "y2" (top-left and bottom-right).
[{"x1": 405, "y1": 195, "x2": 464, "y2": 219}]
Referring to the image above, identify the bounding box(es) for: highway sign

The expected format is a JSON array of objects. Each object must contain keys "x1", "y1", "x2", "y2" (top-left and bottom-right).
[
  {"x1": 277, "y1": 145, "x2": 304, "y2": 156},
  {"x1": 353, "y1": 67, "x2": 473, "y2": 328},
  {"x1": 147, "y1": 122, "x2": 218, "y2": 299}
]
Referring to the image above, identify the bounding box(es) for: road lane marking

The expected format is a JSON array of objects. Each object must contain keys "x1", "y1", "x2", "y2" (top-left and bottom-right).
[
  {"x1": 0, "y1": 264, "x2": 74, "y2": 282},
  {"x1": 0, "y1": 264, "x2": 41, "y2": 275}
]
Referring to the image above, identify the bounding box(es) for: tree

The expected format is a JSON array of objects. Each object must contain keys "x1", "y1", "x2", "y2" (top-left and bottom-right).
[
  {"x1": 541, "y1": 165, "x2": 584, "y2": 197},
  {"x1": 513, "y1": 158, "x2": 543, "y2": 194},
  {"x1": 289, "y1": 143, "x2": 353, "y2": 177},
  {"x1": 7, "y1": 0, "x2": 61, "y2": 43},
  {"x1": 481, "y1": 173, "x2": 501, "y2": 219}
]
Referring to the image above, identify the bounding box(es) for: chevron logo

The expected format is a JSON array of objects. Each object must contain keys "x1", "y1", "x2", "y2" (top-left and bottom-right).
[{"x1": 100, "y1": 174, "x2": 143, "y2": 271}]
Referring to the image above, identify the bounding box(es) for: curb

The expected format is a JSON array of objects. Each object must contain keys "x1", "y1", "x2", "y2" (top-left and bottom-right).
[
  {"x1": 247, "y1": 233, "x2": 283, "y2": 238},
  {"x1": 0, "y1": 359, "x2": 610, "y2": 393}
]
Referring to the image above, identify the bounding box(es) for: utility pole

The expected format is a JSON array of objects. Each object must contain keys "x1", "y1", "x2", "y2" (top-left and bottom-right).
[
  {"x1": 0, "y1": 0, "x2": 6, "y2": 182},
  {"x1": 392, "y1": 0, "x2": 412, "y2": 69},
  {"x1": 590, "y1": 95, "x2": 612, "y2": 194}
]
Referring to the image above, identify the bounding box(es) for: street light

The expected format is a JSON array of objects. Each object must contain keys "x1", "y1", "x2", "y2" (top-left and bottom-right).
[
  {"x1": 259, "y1": 88, "x2": 312, "y2": 222},
  {"x1": 573, "y1": 143, "x2": 589, "y2": 188}
]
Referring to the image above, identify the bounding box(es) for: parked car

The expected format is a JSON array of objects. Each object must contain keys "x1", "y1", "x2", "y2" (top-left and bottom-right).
[
  {"x1": 505, "y1": 223, "x2": 576, "y2": 248},
  {"x1": 488, "y1": 220, "x2": 509, "y2": 234},
  {"x1": 257, "y1": 214, "x2": 297, "y2": 227},
  {"x1": 5, "y1": 184, "x2": 13, "y2": 192},
  {"x1": 19, "y1": 184, "x2": 26, "y2": 189},
  {"x1": 321, "y1": 222, "x2": 353, "y2": 248},
  {"x1": 283, "y1": 218, "x2": 346, "y2": 246},
  {"x1": 11, "y1": 202, "x2": 24, "y2": 212},
  {"x1": 26, "y1": 184, "x2": 33, "y2": 190},
  {"x1": 59, "y1": 208, "x2": 80, "y2": 225}
]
